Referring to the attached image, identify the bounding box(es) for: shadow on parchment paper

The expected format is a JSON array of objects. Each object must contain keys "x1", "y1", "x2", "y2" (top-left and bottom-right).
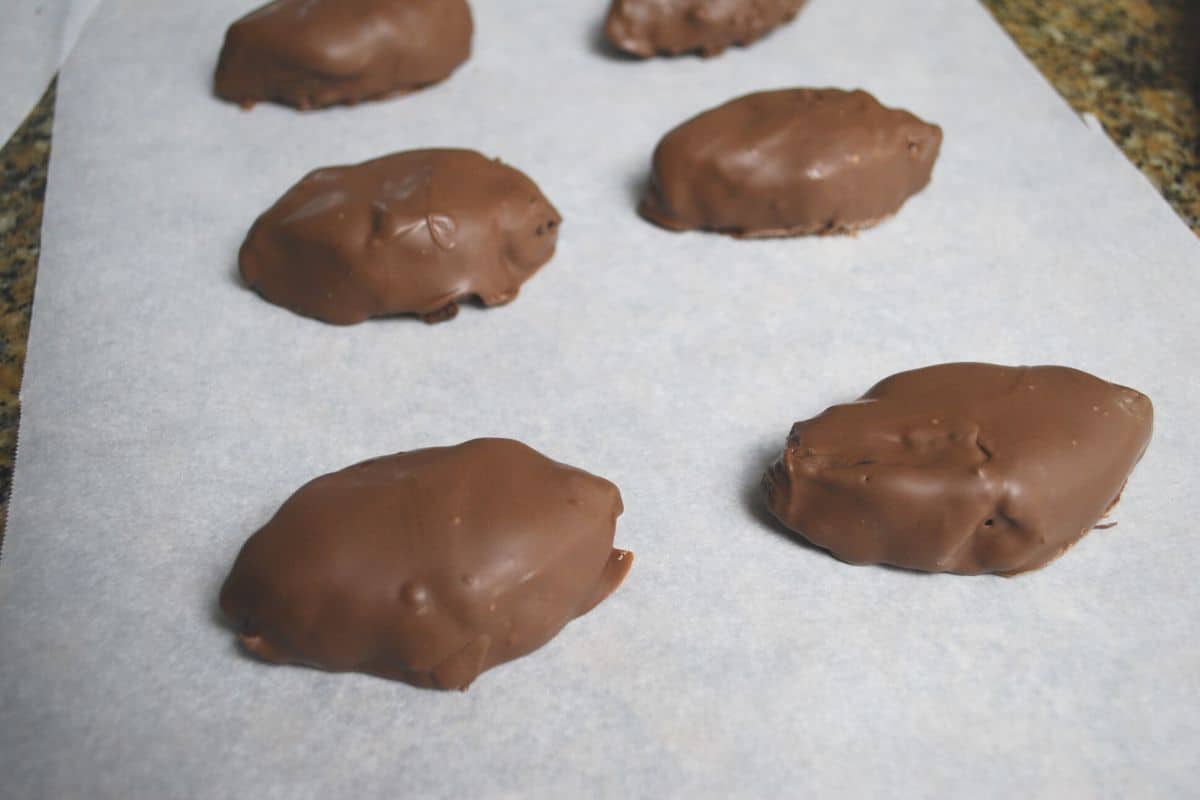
[
  {"x1": 208, "y1": 561, "x2": 236, "y2": 632},
  {"x1": 209, "y1": 594, "x2": 235, "y2": 633},
  {"x1": 587, "y1": 15, "x2": 641, "y2": 61},
  {"x1": 229, "y1": 259, "x2": 505, "y2": 327},
  {"x1": 740, "y1": 439, "x2": 828, "y2": 559},
  {"x1": 626, "y1": 173, "x2": 647, "y2": 214}
]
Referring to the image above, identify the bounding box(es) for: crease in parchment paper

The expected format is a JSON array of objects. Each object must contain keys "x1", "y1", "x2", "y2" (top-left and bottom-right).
[{"x1": 0, "y1": 0, "x2": 104, "y2": 144}]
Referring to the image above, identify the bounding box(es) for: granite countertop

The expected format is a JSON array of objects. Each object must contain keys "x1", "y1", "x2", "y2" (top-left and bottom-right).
[{"x1": 1, "y1": 0, "x2": 1197, "y2": 546}]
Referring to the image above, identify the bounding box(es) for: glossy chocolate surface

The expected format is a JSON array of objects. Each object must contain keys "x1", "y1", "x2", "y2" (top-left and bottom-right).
[
  {"x1": 220, "y1": 438, "x2": 632, "y2": 689},
  {"x1": 604, "y1": 0, "x2": 805, "y2": 58},
  {"x1": 764, "y1": 364, "x2": 1153, "y2": 575},
  {"x1": 214, "y1": 0, "x2": 473, "y2": 110},
  {"x1": 640, "y1": 88, "x2": 942, "y2": 237},
  {"x1": 240, "y1": 149, "x2": 561, "y2": 325}
]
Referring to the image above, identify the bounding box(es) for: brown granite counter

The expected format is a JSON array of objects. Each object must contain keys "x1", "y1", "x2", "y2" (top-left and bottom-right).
[
  {"x1": 1, "y1": 80, "x2": 53, "y2": 550},
  {"x1": 1, "y1": 2, "x2": 1197, "y2": 547},
  {"x1": 985, "y1": 0, "x2": 1198, "y2": 232}
]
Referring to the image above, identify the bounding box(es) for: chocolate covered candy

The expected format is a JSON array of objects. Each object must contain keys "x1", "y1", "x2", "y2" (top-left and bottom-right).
[
  {"x1": 604, "y1": 0, "x2": 806, "y2": 58},
  {"x1": 214, "y1": 0, "x2": 473, "y2": 110},
  {"x1": 220, "y1": 439, "x2": 632, "y2": 689},
  {"x1": 763, "y1": 364, "x2": 1153, "y2": 575},
  {"x1": 640, "y1": 88, "x2": 942, "y2": 237},
  {"x1": 240, "y1": 149, "x2": 561, "y2": 324}
]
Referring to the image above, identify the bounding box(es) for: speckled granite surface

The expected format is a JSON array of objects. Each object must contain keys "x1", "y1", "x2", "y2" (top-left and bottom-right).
[
  {"x1": 1, "y1": 2, "x2": 1198, "y2": 547},
  {"x1": 0, "y1": 80, "x2": 54, "y2": 550},
  {"x1": 983, "y1": 0, "x2": 1199, "y2": 232}
]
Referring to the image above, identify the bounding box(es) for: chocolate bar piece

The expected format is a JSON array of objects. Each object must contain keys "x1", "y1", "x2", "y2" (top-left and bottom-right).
[
  {"x1": 215, "y1": 0, "x2": 473, "y2": 110},
  {"x1": 604, "y1": 0, "x2": 806, "y2": 58},
  {"x1": 220, "y1": 439, "x2": 632, "y2": 689},
  {"x1": 640, "y1": 88, "x2": 942, "y2": 237},
  {"x1": 764, "y1": 364, "x2": 1153, "y2": 575},
  {"x1": 240, "y1": 149, "x2": 561, "y2": 324}
]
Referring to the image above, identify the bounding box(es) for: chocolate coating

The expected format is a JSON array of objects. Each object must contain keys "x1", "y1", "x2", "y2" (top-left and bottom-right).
[
  {"x1": 764, "y1": 364, "x2": 1153, "y2": 576},
  {"x1": 214, "y1": 0, "x2": 473, "y2": 110},
  {"x1": 640, "y1": 88, "x2": 943, "y2": 237},
  {"x1": 220, "y1": 439, "x2": 632, "y2": 690},
  {"x1": 240, "y1": 149, "x2": 562, "y2": 325},
  {"x1": 604, "y1": 0, "x2": 806, "y2": 58}
]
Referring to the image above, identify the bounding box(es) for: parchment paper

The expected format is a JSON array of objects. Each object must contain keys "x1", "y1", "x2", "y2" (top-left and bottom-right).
[
  {"x1": 0, "y1": 0, "x2": 101, "y2": 143},
  {"x1": 2, "y1": 1, "x2": 1199, "y2": 797}
]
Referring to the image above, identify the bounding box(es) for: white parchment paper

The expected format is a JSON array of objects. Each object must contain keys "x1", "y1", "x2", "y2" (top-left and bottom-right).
[
  {"x1": 0, "y1": 0, "x2": 101, "y2": 143},
  {"x1": 3, "y1": 1, "x2": 1199, "y2": 797}
]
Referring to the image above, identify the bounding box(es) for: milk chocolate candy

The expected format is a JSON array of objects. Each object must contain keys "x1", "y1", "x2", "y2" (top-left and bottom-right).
[
  {"x1": 763, "y1": 364, "x2": 1153, "y2": 575},
  {"x1": 220, "y1": 439, "x2": 632, "y2": 690},
  {"x1": 604, "y1": 0, "x2": 806, "y2": 58},
  {"x1": 640, "y1": 88, "x2": 942, "y2": 237},
  {"x1": 214, "y1": 0, "x2": 473, "y2": 110},
  {"x1": 240, "y1": 149, "x2": 561, "y2": 324}
]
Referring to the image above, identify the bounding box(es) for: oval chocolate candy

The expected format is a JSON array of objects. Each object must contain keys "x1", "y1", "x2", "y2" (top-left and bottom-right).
[
  {"x1": 239, "y1": 149, "x2": 562, "y2": 325},
  {"x1": 763, "y1": 364, "x2": 1153, "y2": 575},
  {"x1": 604, "y1": 0, "x2": 807, "y2": 58},
  {"x1": 640, "y1": 88, "x2": 942, "y2": 237},
  {"x1": 220, "y1": 438, "x2": 632, "y2": 689},
  {"x1": 214, "y1": 0, "x2": 474, "y2": 111}
]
